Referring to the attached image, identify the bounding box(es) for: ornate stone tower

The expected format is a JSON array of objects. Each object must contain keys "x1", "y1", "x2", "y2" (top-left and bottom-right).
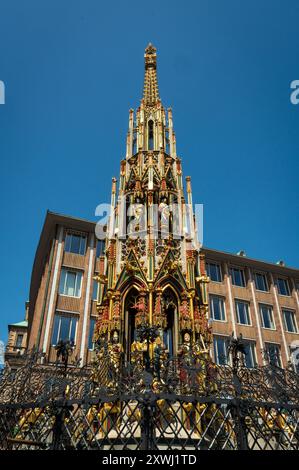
[{"x1": 93, "y1": 44, "x2": 211, "y2": 364}]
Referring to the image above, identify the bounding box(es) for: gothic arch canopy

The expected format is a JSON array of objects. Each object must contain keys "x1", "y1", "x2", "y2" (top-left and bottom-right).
[{"x1": 117, "y1": 276, "x2": 147, "y2": 296}]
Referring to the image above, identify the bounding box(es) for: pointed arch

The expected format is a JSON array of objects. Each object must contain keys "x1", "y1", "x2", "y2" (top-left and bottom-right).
[
  {"x1": 161, "y1": 282, "x2": 180, "y2": 303},
  {"x1": 118, "y1": 275, "x2": 147, "y2": 296},
  {"x1": 121, "y1": 284, "x2": 142, "y2": 361},
  {"x1": 160, "y1": 284, "x2": 180, "y2": 356},
  {"x1": 155, "y1": 273, "x2": 185, "y2": 295}
]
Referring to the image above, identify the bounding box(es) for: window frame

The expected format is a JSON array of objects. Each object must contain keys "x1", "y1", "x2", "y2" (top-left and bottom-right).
[
  {"x1": 209, "y1": 295, "x2": 226, "y2": 322},
  {"x1": 59, "y1": 268, "x2": 83, "y2": 298},
  {"x1": 92, "y1": 278, "x2": 99, "y2": 301},
  {"x1": 264, "y1": 342, "x2": 282, "y2": 368},
  {"x1": 88, "y1": 317, "x2": 97, "y2": 351},
  {"x1": 259, "y1": 303, "x2": 276, "y2": 330},
  {"x1": 230, "y1": 266, "x2": 246, "y2": 288},
  {"x1": 254, "y1": 272, "x2": 269, "y2": 292},
  {"x1": 15, "y1": 334, "x2": 24, "y2": 349},
  {"x1": 276, "y1": 277, "x2": 290, "y2": 297},
  {"x1": 206, "y1": 261, "x2": 222, "y2": 283},
  {"x1": 243, "y1": 340, "x2": 257, "y2": 368},
  {"x1": 213, "y1": 335, "x2": 229, "y2": 365},
  {"x1": 64, "y1": 232, "x2": 87, "y2": 256},
  {"x1": 235, "y1": 300, "x2": 251, "y2": 326},
  {"x1": 282, "y1": 308, "x2": 298, "y2": 333},
  {"x1": 51, "y1": 312, "x2": 78, "y2": 346},
  {"x1": 96, "y1": 239, "x2": 105, "y2": 258}
]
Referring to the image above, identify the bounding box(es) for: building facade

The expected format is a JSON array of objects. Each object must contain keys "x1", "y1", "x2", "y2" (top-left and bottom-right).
[{"x1": 5, "y1": 45, "x2": 299, "y2": 373}]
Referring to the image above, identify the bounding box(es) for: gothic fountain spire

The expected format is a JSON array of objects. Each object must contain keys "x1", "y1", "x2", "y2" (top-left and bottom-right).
[{"x1": 93, "y1": 45, "x2": 211, "y2": 369}]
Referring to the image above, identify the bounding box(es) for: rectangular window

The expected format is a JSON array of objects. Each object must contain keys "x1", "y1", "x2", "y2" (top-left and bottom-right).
[
  {"x1": 213, "y1": 336, "x2": 228, "y2": 365},
  {"x1": 96, "y1": 240, "x2": 105, "y2": 257},
  {"x1": 92, "y1": 279, "x2": 99, "y2": 301},
  {"x1": 64, "y1": 232, "x2": 86, "y2": 255},
  {"x1": 277, "y1": 278, "x2": 290, "y2": 296},
  {"x1": 15, "y1": 334, "x2": 23, "y2": 348},
  {"x1": 59, "y1": 269, "x2": 82, "y2": 297},
  {"x1": 51, "y1": 314, "x2": 77, "y2": 346},
  {"x1": 88, "y1": 318, "x2": 96, "y2": 350},
  {"x1": 206, "y1": 262, "x2": 222, "y2": 282},
  {"x1": 230, "y1": 267, "x2": 246, "y2": 287},
  {"x1": 264, "y1": 343, "x2": 282, "y2": 367},
  {"x1": 254, "y1": 273, "x2": 268, "y2": 292},
  {"x1": 235, "y1": 300, "x2": 251, "y2": 325},
  {"x1": 210, "y1": 295, "x2": 226, "y2": 321},
  {"x1": 283, "y1": 309, "x2": 297, "y2": 333},
  {"x1": 260, "y1": 304, "x2": 275, "y2": 329},
  {"x1": 243, "y1": 341, "x2": 256, "y2": 368}
]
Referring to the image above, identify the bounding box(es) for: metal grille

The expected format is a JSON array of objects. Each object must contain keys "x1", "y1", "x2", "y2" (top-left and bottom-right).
[{"x1": 0, "y1": 347, "x2": 298, "y2": 450}]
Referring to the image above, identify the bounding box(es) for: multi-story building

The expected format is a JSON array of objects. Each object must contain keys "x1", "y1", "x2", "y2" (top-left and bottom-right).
[
  {"x1": 5, "y1": 45, "x2": 299, "y2": 373},
  {"x1": 5, "y1": 212, "x2": 299, "y2": 371},
  {"x1": 5, "y1": 301, "x2": 29, "y2": 367}
]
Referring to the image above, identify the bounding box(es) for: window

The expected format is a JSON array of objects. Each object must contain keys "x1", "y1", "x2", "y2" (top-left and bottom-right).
[
  {"x1": 213, "y1": 336, "x2": 228, "y2": 365},
  {"x1": 230, "y1": 267, "x2": 246, "y2": 287},
  {"x1": 64, "y1": 232, "x2": 86, "y2": 255},
  {"x1": 283, "y1": 309, "x2": 297, "y2": 333},
  {"x1": 148, "y1": 120, "x2": 154, "y2": 150},
  {"x1": 92, "y1": 279, "x2": 99, "y2": 301},
  {"x1": 235, "y1": 300, "x2": 251, "y2": 325},
  {"x1": 243, "y1": 341, "x2": 256, "y2": 368},
  {"x1": 264, "y1": 343, "x2": 282, "y2": 367},
  {"x1": 277, "y1": 278, "x2": 290, "y2": 296},
  {"x1": 254, "y1": 273, "x2": 268, "y2": 292},
  {"x1": 15, "y1": 334, "x2": 23, "y2": 348},
  {"x1": 210, "y1": 295, "x2": 226, "y2": 321},
  {"x1": 51, "y1": 314, "x2": 77, "y2": 346},
  {"x1": 260, "y1": 304, "x2": 275, "y2": 329},
  {"x1": 59, "y1": 269, "x2": 82, "y2": 297},
  {"x1": 88, "y1": 318, "x2": 96, "y2": 350},
  {"x1": 96, "y1": 240, "x2": 105, "y2": 257},
  {"x1": 206, "y1": 262, "x2": 222, "y2": 282}
]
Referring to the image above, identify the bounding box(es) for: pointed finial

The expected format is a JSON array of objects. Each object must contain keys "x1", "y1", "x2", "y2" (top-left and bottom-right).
[
  {"x1": 143, "y1": 43, "x2": 160, "y2": 106},
  {"x1": 144, "y1": 43, "x2": 157, "y2": 68}
]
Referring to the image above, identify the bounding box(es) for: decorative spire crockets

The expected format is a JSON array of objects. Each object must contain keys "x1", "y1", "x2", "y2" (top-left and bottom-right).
[
  {"x1": 142, "y1": 43, "x2": 160, "y2": 107},
  {"x1": 93, "y1": 45, "x2": 211, "y2": 364}
]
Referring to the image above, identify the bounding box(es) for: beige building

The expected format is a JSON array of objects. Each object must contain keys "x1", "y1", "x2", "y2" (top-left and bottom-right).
[
  {"x1": 5, "y1": 301, "x2": 29, "y2": 368},
  {"x1": 204, "y1": 248, "x2": 299, "y2": 370},
  {"x1": 5, "y1": 210, "x2": 299, "y2": 372}
]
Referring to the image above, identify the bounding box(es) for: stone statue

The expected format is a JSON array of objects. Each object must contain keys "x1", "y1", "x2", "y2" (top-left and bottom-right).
[{"x1": 159, "y1": 198, "x2": 170, "y2": 228}]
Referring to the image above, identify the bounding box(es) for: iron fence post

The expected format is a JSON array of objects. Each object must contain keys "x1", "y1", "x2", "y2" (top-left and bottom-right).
[
  {"x1": 51, "y1": 405, "x2": 64, "y2": 450},
  {"x1": 232, "y1": 399, "x2": 249, "y2": 450},
  {"x1": 140, "y1": 394, "x2": 155, "y2": 450},
  {"x1": 227, "y1": 333, "x2": 250, "y2": 450}
]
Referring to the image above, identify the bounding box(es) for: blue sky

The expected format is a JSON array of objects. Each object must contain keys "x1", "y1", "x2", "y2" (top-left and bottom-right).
[{"x1": 0, "y1": 0, "x2": 298, "y2": 343}]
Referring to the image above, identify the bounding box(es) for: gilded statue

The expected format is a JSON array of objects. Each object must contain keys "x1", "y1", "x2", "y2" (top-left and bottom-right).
[{"x1": 108, "y1": 331, "x2": 123, "y2": 375}]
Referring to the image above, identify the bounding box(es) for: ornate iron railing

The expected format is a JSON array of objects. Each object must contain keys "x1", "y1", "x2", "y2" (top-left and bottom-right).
[{"x1": 0, "y1": 346, "x2": 299, "y2": 450}]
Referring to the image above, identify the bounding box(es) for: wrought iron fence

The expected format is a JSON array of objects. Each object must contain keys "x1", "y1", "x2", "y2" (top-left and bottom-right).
[{"x1": 0, "y1": 343, "x2": 299, "y2": 450}]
